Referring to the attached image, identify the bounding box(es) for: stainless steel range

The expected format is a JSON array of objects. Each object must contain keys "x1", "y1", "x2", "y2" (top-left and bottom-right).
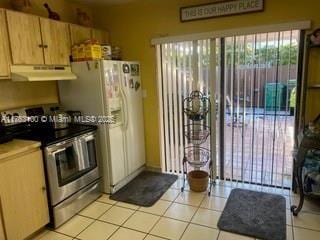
[
  {"x1": 44, "y1": 130, "x2": 100, "y2": 228},
  {"x1": 0, "y1": 107, "x2": 101, "y2": 228}
]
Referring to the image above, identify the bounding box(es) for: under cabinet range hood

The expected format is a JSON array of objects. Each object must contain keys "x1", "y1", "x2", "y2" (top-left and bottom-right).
[{"x1": 10, "y1": 65, "x2": 77, "y2": 82}]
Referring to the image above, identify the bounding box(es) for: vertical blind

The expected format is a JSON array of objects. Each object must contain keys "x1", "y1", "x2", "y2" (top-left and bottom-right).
[
  {"x1": 221, "y1": 31, "x2": 300, "y2": 188},
  {"x1": 157, "y1": 30, "x2": 300, "y2": 189},
  {"x1": 156, "y1": 40, "x2": 218, "y2": 174}
]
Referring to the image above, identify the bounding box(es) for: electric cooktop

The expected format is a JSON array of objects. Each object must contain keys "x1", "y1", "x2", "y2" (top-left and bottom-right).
[
  {"x1": 1, "y1": 106, "x2": 97, "y2": 146},
  {"x1": 17, "y1": 124, "x2": 97, "y2": 146}
]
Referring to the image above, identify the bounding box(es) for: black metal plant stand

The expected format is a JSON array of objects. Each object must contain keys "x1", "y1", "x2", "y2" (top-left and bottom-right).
[
  {"x1": 291, "y1": 130, "x2": 320, "y2": 216},
  {"x1": 181, "y1": 91, "x2": 215, "y2": 196}
]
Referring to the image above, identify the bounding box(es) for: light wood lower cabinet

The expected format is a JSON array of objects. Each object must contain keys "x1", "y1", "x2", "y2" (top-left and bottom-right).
[
  {"x1": 0, "y1": 9, "x2": 10, "y2": 78},
  {"x1": 0, "y1": 202, "x2": 5, "y2": 240},
  {"x1": 0, "y1": 149, "x2": 49, "y2": 240}
]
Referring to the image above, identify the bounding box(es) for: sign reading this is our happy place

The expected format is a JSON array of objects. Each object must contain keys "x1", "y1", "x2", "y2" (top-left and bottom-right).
[{"x1": 180, "y1": 0, "x2": 264, "y2": 22}]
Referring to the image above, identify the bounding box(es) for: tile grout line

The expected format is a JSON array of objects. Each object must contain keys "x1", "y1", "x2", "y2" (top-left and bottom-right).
[
  {"x1": 103, "y1": 225, "x2": 120, "y2": 240},
  {"x1": 49, "y1": 185, "x2": 320, "y2": 240},
  {"x1": 53, "y1": 217, "x2": 95, "y2": 239},
  {"x1": 53, "y1": 192, "x2": 230, "y2": 239},
  {"x1": 290, "y1": 195, "x2": 320, "y2": 215},
  {"x1": 104, "y1": 202, "x2": 139, "y2": 240},
  {"x1": 95, "y1": 202, "x2": 137, "y2": 240},
  {"x1": 138, "y1": 203, "x2": 223, "y2": 219},
  {"x1": 174, "y1": 179, "x2": 293, "y2": 197},
  {"x1": 55, "y1": 196, "x2": 117, "y2": 239},
  {"x1": 99, "y1": 190, "x2": 180, "y2": 240},
  {"x1": 292, "y1": 209, "x2": 320, "y2": 216},
  {"x1": 289, "y1": 195, "x2": 320, "y2": 216},
  {"x1": 72, "y1": 200, "x2": 119, "y2": 239},
  {"x1": 291, "y1": 224, "x2": 295, "y2": 240},
  {"x1": 44, "y1": 230, "x2": 76, "y2": 239},
  {"x1": 118, "y1": 204, "x2": 141, "y2": 228},
  {"x1": 145, "y1": 190, "x2": 182, "y2": 239},
  {"x1": 216, "y1": 230, "x2": 222, "y2": 240},
  {"x1": 94, "y1": 202, "x2": 223, "y2": 231},
  {"x1": 292, "y1": 225, "x2": 320, "y2": 233},
  {"x1": 178, "y1": 192, "x2": 208, "y2": 240}
]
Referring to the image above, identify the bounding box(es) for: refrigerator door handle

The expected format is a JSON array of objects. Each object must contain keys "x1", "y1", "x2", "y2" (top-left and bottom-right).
[{"x1": 120, "y1": 88, "x2": 129, "y2": 130}]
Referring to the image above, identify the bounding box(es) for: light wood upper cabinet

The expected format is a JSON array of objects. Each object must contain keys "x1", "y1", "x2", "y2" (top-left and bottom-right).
[
  {"x1": 70, "y1": 24, "x2": 92, "y2": 45},
  {"x1": 92, "y1": 29, "x2": 109, "y2": 44},
  {"x1": 6, "y1": 10, "x2": 44, "y2": 65},
  {"x1": 1, "y1": 9, "x2": 110, "y2": 68},
  {"x1": 0, "y1": 149, "x2": 49, "y2": 240},
  {"x1": 40, "y1": 18, "x2": 71, "y2": 65},
  {"x1": 0, "y1": 9, "x2": 11, "y2": 78}
]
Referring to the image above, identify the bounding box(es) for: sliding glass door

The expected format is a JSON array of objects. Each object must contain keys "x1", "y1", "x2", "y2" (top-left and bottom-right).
[
  {"x1": 156, "y1": 40, "x2": 220, "y2": 174},
  {"x1": 156, "y1": 29, "x2": 301, "y2": 189},
  {"x1": 220, "y1": 31, "x2": 300, "y2": 188}
]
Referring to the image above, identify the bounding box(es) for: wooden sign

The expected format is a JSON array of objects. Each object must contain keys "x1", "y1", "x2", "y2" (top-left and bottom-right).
[{"x1": 180, "y1": 0, "x2": 264, "y2": 22}]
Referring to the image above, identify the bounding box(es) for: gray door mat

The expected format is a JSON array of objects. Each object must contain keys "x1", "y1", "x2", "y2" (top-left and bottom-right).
[
  {"x1": 218, "y1": 188, "x2": 286, "y2": 240},
  {"x1": 110, "y1": 171, "x2": 178, "y2": 207}
]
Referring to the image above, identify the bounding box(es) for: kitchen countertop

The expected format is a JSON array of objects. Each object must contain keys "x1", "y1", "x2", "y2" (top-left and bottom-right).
[{"x1": 0, "y1": 139, "x2": 41, "y2": 161}]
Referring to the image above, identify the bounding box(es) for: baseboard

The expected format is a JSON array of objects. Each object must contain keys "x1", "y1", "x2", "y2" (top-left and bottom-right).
[{"x1": 146, "y1": 166, "x2": 162, "y2": 173}]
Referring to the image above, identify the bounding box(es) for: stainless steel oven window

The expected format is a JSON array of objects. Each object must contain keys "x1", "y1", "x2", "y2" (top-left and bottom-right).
[
  {"x1": 54, "y1": 134, "x2": 98, "y2": 186},
  {"x1": 45, "y1": 131, "x2": 100, "y2": 205}
]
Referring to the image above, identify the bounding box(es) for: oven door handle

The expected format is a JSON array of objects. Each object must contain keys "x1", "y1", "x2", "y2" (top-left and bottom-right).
[{"x1": 51, "y1": 148, "x2": 66, "y2": 156}]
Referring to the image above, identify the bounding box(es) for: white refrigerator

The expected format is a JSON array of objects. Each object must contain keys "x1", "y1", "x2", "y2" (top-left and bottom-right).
[{"x1": 59, "y1": 60, "x2": 146, "y2": 193}]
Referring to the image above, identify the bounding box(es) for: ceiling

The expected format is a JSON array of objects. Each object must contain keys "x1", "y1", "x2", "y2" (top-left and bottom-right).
[
  {"x1": 68, "y1": 0, "x2": 136, "y2": 6},
  {"x1": 69, "y1": 0, "x2": 225, "y2": 7}
]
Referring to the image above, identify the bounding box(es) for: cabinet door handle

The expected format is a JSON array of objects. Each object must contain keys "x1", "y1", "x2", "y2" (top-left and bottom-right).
[
  {"x1": 42, "y1": 186, "x2": 47, "y2": 191},
  {"x1": 38, "y1": 44, "x2": 43, "y2": 48},
  {"x1": 43, "y1": 45, "x2": 48, "y2": 49}
]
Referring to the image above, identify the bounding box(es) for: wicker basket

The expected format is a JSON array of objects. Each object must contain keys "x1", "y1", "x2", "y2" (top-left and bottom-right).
[{"x1": 187, "y1": 170, "x2": 209, "y2": 192}]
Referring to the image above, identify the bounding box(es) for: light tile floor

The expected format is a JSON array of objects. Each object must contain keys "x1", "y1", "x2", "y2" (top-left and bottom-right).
[{"x1": 31, "y1": 179, "x2": 320, "y2": 240}]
